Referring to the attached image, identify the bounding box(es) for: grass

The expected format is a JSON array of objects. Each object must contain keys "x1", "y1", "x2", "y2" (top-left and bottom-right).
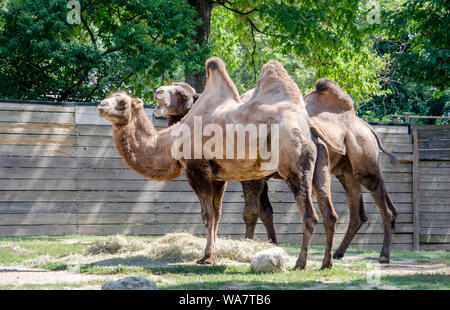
[{"x1": 0, "y1": 235, "x2": 448, "y2": 290}]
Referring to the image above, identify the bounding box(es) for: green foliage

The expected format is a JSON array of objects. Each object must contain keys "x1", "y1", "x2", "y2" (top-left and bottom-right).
[
  {"x1": 211, "y1": 0, "x2": 388, "y2": 101},
  {"x1": 359, "y1": 0, "x2": 450, "y2": 122},
  {"x1": 0, "y1": 0, "x2": 204, "y2": 102},
  {"x1": 384, "y1": 0, "x2": 449, "y2": 92}
]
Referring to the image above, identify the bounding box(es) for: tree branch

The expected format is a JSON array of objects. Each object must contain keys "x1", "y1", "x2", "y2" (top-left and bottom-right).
[
  {"x1": 80, "y1": 11, "x2": 96, "y2": 46},
  {"x1": 248, "y1": 17, "x2": 257, "y2": 84}
]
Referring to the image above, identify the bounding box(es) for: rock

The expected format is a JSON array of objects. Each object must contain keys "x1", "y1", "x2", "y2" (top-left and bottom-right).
[
  {"x1": 102, "y1": 276, "x2": 158, "y2": 290},
  {"x1": 250, "y1": 247, "x2": 287, "y2": 273}
]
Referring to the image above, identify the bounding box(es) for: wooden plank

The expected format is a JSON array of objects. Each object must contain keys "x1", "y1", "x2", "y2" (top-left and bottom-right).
[
  {"x1": 0, "y1": 168, "x2": 77, "y2": 179},
  {"x1": 0, "y1": 145, "x2": 77, "y2": 157},
  {"x1": 0, "y1": 123, "x2": 75, "y2": 135},
  {"x1": 419, "y1": 182, "x2": 450, "y2": 190},
  {"x1": 380, "y1": 143, "x2": 413, "y2": 153},
  {"x1": 419, "y1": 167, "x2": 450, "y2": 175},
  {"x1": 0, "y1": 191, "x2": 76, "y2": 202},
  {"x1": 419, "y1": 235, "x2": 450, "y2": 244},
  {"x1": 0, "y1": 157, "x2": 77, "y2": 168},
  {"x1": 418, "y1": 190, "x2": 450, "y2": 198},
  {"x1": 74, "y1": 202, "x2": 413, "y2": 215},
  {"x1": 0, "y1": 179, "x2": 76, "y2": 190},
  {"x1": 0, "y1": 202, "x2": 76, "y2": 214},
  {"x1": 419, "y1": 161, "x2": 450, "y2": 168},
  {"x1": 419, "y1": 174, "x2": 450, "y2": 182},
  {"x1": 75, "y1": 106, "x2": 154, "y2": 125},
  {"x1": 0, "y1": 111, "x2": 74, "y2": 124},
  {"x1": 0, "y1": 214, "x2": 76, "y2": 225},
  {"x1": 419, "y1": 150, "x2": 450, "y2": 161},
  {"x1": 419, "y1": 213, "x2": 450, "y2": 221},
  {"x1": 77, "y1": 214, "x2": 158, "y2": 225},
  {"x1": 412, "y1": 126, "x2": 419, "y2": 250},
  {"x1": 61, "y1": 190, "x2": 413, "y2": 203},
  {"x1": 419, "y1": 205, "x2": 450, "y2": 213},
  {"x1": 0, "y1": 134, "x2": 75, "y2": 146},
  {"x1": 0, "y1": 103, "x2": 75, "y2": 113},
  {"x1": 373, "y1": 126, "x2": 409, "y2": 134},
  {"x1": 0, "y1": 225, "x2": 77, "y2": 236},
  {"x1": 150, "y1": 212, "x2": 412, "y2": 225},
  {"x1": 77, "y1": 125, "x2": 112, "y2": 136},
  {"x1": 420, "y1": 227, "x2": 450, "y2": 235},
  {"x1": 420, "y1": 220, "x2": 450, "y2": 228}
]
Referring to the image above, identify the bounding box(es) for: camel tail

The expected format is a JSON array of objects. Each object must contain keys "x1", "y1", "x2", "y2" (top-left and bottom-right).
[
  {"x1": 310, "y1": 126, "x2": 346, "y2": 155},
  {"x1": 368, "y1": 125, "x2": 400, "y2": 167}
]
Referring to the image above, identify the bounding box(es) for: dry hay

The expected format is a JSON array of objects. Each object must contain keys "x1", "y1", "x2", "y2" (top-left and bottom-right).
[
  {"x1": 85, "y1": 233, "x2": 281, "y2": 264},
  {"x1": 85, "y1": 235, "x2": 147, "y2": 255}
]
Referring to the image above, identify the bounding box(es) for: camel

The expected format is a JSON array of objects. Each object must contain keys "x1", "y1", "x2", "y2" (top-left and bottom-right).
[
  {"x1": 98, "y1": 57, "x2": 343, "y2": 269},
  {"x1": 154, "y1": 78, "x2": 399, "y2": 263}
]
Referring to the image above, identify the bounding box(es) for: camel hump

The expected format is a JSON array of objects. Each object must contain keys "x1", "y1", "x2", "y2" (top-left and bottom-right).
[
  {"x1": 314, "y1": 78, "x2": 353, "y2": 111},
  {"x1": 253, "y1": 60, "x2": 302, "y2": 104},
  {"x1": 204, "y1": 57, "x2": 240, "y2": 102}
]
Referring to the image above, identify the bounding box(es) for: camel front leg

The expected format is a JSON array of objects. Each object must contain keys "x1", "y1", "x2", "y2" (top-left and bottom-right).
[{"x1": 186, "y1": 161, "x2": 220, "y2": 265}]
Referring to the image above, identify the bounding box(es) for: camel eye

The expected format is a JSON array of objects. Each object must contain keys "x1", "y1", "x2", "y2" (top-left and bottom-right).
[{"x1": 116, "y1": 100, "x2": 127, "y2": 111}]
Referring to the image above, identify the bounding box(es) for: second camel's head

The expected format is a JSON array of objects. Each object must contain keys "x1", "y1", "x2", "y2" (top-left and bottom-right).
[
  {"x1": 97, "y1": 92, "x2": 144, "y2": 126},
  {"x1": 153, "y1": 81, "x2": 200, "y2": 117}
]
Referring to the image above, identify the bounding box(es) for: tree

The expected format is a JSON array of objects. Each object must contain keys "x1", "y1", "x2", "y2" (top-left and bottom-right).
[
  {"x1": 358, "y1": 0, "x2": 450, "y2": 122},
  {"x1": 0, "y1": 0, "x2": 203, "y2": 102},
  {"x1": 185, "y1": 0, "x2": 387, "y2": 101}
]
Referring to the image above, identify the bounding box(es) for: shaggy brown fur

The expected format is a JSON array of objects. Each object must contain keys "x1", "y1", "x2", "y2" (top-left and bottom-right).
[
  {"x1": 98, "y1": 57, "x2": 339, "y2": 269},
  {"x1": 156, "y1": 77, "x2": 399, "y2": 263}
]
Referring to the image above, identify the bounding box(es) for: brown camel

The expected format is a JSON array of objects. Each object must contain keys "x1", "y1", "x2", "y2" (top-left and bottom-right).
[
  {"x1": 154, "y1": 78, "x2": 399, "y2": 263},
  {"x1": 98, "y1": 57, "x2": 342, "y2": 269}
]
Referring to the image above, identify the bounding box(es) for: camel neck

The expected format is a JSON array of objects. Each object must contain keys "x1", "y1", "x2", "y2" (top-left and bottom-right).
[{"x1": 112, "y1": 107, "x2": 182, "y2": 181}]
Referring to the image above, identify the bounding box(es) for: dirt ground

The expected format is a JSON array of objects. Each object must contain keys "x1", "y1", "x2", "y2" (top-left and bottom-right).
[{"x1": 1, "y1": 256, "x2": 448, "y2": 290}]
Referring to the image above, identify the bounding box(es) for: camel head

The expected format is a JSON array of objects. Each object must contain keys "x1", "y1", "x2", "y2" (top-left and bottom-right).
[
  {"x1": 97, "y1": 92, "x2": 144, "y2": 126},
  {"x1": 153, "y1": 81, "x2": 200, "y2": 117}
]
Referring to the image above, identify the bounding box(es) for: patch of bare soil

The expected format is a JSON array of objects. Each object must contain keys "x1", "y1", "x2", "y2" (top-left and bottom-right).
[
  {"x1": 366, "y1": 258, "x2": 449, "y2": 276},
  {"x1": 0, "y1": 265, "x2": 117, "y2": 289}
]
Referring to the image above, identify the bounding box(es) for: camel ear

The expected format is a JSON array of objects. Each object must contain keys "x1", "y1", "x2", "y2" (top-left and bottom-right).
[
  {"x1": 176, "y1": 87, "x2": 189, "y2": 102},
  {"x1": 132, "y1": 98, "x2": 144, "y2": 108},
  {"x1": 168, "y1": 79, "x2": 174, "y2": 86},
  {"x1": 192, "y1": 93, "x2": 200, "y2": 103}
]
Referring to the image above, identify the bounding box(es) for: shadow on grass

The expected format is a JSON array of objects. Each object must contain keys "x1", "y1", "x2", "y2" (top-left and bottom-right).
[{"x1": 83, "y1": 255, "x2": 242, "y2": 275}]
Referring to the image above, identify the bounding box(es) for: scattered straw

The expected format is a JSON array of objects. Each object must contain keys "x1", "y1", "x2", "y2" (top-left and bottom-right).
[
  {"x1": 144, "y1": 233, "x2": 278, "y2": 264},
  {"x1": 85, "y1": 234, "x2": 147, "y2": 255}
]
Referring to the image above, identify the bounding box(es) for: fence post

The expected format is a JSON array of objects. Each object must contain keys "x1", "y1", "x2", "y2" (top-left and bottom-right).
[{"x1": 412, "y1": 125, "x2": 420, "y2": 251}]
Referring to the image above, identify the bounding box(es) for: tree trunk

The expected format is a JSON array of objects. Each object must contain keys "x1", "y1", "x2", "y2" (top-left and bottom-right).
[{"x1": 186, "y1": 0, "x2": 213, "y2": 93}]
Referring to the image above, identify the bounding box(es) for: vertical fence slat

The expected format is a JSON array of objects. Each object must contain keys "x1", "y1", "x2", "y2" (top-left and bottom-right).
[{"x1": 412, "y1": 126, "x2": 420, "y2": 251}]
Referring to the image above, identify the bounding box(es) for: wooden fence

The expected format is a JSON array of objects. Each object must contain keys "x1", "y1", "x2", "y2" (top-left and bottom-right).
[
  {"x1": 414, "y1": 124, "x2": 450, "y2": 251},
  {"x1": 0, "y1": 100, "x2": 448, "y2": 251}
]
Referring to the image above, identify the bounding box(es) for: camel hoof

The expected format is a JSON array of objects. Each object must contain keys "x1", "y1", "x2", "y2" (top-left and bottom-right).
[
  {"x1": 333, "y1": 251, "x2": 344, "y2": 260},
  {"x1": 377, "y1": 256, "x2": 390, "y2": 264},
  {"x1": 196, "y1": 257, "x2": 217, "y2": 265},
  {"x1": 320, "y1": 263, "x2": 333, "y2": 270}
]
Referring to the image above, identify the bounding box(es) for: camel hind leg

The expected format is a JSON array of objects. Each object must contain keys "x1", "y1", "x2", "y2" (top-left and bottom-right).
[
  {"x1": 259, "y1": 181, "x2": 277, "y2": 244},
  {"x1": 333, "y1": 171, "x2": 368, "y2": 259},
  {"x1": 281, "y1": 146, "x2": 318, "y2": 270},
  {"x1": 345, "y1": 131, "x2": 397, "y2": 263}
]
